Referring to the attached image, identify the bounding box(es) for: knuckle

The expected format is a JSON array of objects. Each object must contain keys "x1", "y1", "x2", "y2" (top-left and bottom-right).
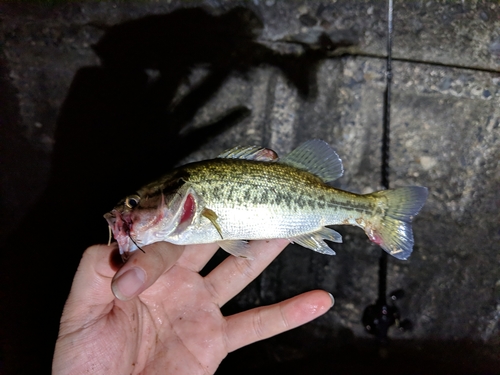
[{"x1": 252, "y1": 309, "x2": 266, "y2": 339}]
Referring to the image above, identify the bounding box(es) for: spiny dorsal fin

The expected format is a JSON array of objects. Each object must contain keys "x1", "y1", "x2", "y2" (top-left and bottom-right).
[
  {"x1": 217, "y1": 146, "x2": 278, "y2": 161},
  {"x1": 280, "y1": 139, "x2": 343, "y2": 183}
]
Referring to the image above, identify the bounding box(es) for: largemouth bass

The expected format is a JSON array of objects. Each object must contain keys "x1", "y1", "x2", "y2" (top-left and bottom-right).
[{"x1": 105, "y1": 140, "x2": 428, "y2": 260}]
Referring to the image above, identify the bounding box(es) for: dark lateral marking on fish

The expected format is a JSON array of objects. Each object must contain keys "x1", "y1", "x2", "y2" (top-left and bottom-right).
[
  {"x1": 307, "y1": 197, "x2": 317, "y2": 209},
  {"x1": 316, "y1": 194, "x2": 326, "y2": 209},
  {"x1": 251, "y1": 191, "x2": 261, "y2": 205},
  {"x1": 260, "y1": 190, "x2": 269, "y2": 204},
  {"x1": 295, "y1": 195, "x2": 303, "y2": 208},
  {"x1": 272, "y1": 191, "x2": 283, "y2": 206},
  {"x1": 223, "y1": 184, "x2": 235, "y2": 201},
  {"x1": 244, "y1": 188, "x2": 252, "y2": 202},
  {"x1": 324, "y1": 197, "x2": 374, "y2": 216},
  {"x1": 211, "y1": 187, "x2": 220, "y2": 200}
]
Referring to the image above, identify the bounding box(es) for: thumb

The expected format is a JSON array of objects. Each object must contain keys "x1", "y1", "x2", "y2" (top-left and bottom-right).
[{"x1": 111, "y1": 241, "x2": 184, "y2": 301}]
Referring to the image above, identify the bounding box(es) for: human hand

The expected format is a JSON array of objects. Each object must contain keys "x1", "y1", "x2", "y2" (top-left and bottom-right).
[{"x1": 53, "y1": 240, "x2": 334, "y2": 374}]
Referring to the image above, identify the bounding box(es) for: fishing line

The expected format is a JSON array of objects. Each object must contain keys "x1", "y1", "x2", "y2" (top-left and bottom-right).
[{"x1": 129, "y1": 234, "x2": 146, "y2": 253}]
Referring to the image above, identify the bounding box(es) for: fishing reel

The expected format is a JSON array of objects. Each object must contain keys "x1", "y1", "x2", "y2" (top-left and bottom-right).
[{"x1": 362, "y1": 289, "x2": 413, "y2": 343}]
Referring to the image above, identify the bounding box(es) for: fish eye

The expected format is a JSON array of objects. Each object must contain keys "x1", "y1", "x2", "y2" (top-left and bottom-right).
[{"x1": 125, "y1": 195, "x2": 140, "y2": 209}]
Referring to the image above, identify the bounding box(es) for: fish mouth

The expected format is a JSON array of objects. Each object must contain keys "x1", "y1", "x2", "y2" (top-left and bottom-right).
[
  {"x1": 104, "y1": 210, "x2": 132, "y2": 232},
  {"x1": 104, "y1": 197, "x2": 171, "y2": 256},
  {"x1": 104, "y1": 210, "x2": 126, "y2": 235},
  {"x1": 104, "y1": 210, "x2": 135, "y2": 254}
]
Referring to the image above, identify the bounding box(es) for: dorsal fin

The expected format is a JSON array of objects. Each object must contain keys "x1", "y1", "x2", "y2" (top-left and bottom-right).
[
  {"x1": 217, "y1": 145, "x2": 278, "y2": 161},
  {"x1": 280, "y1": 139, "x2": 343, "y2": 183}
]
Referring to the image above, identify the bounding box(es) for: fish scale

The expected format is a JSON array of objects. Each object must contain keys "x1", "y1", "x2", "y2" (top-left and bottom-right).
[{"x1": 186, "y1": 160, "x2": 346, "y2": 212}]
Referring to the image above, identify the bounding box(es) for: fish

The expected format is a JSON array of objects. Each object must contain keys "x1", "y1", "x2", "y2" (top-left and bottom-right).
[{"x1": 104, "y1": 139, "x2": 428, "y2": 260}]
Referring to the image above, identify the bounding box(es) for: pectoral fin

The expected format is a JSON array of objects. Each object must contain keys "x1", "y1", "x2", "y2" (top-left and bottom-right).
[
  {"x1": 218, "y1": 240, "x2": 253, "y2": 259},
  {"x1": 290, "y1": 227, "x2": 342, "y2": 255},
  {"x1": 202, "y1": 208, "x2": 223, "y2": 239}
]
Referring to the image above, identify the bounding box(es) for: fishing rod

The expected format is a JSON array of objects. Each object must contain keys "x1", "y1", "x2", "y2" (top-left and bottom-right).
[{"x1": 361, "y1": 0, "x2": 412, "y2": 345}]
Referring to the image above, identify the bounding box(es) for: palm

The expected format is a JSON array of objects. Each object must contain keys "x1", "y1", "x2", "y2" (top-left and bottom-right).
[
  {"x1": 103, "y1": 265, "x2": 227, "y2": 374},
  {"x1": 53, "y1": 241, "x2": 332, "y2": 374}
]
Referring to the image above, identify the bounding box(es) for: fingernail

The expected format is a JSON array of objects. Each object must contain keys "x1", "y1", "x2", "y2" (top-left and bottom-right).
[
  {"x1": 112, "y1": 267, "x2": 146, "y2": 300},
  {"x1": 328, "y1": 292, "x2": 335, "y2": 307}
]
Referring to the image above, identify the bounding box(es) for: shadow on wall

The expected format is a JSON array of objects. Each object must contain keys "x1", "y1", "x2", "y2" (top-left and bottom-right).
[{"x1": 0, "y1": 7, "x2": 347, "y2": 374}]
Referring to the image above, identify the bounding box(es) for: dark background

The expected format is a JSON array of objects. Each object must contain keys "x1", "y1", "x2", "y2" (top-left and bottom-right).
[{"x1": 1, "y1": 1, "x2": 499, "y2": 374}]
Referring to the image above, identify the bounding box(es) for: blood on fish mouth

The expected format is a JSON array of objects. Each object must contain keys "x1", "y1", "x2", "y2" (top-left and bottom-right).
[{"x1": 105, "y1": 210, "x2": 132, "y2": 239}]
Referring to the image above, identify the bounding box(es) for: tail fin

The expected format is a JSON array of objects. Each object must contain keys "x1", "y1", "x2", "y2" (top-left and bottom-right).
[{"x1": 367, "y1": 186, "x2": 428, "y2": 260}]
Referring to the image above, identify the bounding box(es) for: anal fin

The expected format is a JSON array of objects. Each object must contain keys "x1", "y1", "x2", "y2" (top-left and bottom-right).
[{"x1": 290, "y1": 227, "x2": 342, "y2": 255}]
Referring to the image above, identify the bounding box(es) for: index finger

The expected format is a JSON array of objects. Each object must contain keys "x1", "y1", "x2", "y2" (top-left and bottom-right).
[
  {"x1": 111, "y1": 241, "x2": 184, "y2": 301},
  {"x1": 204, "y1": 239, "x2": 290, "y2": 307}
]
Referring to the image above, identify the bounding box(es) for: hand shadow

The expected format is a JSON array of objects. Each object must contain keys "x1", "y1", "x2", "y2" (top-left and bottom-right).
[{"x1": 1, "y1": 6, "x2": 350, "y2": 374}]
